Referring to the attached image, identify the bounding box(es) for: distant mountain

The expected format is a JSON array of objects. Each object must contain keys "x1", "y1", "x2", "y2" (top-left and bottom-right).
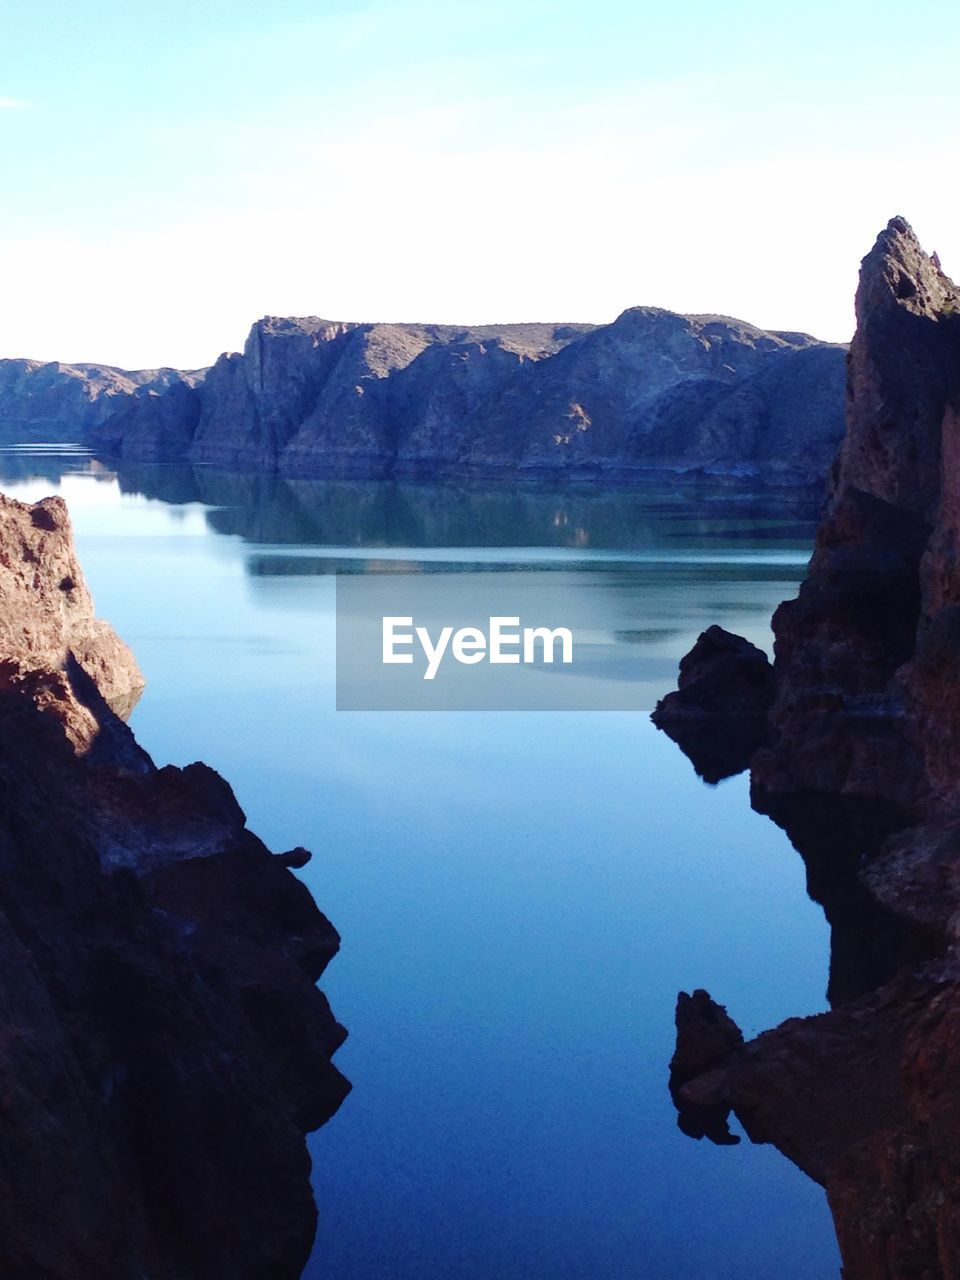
[
  {"x1": 0, "y1": 359, "x2": 206, "y2": 443},
  {"x1": 3, "y1": 309, "x2": 848, "y2": 481}
]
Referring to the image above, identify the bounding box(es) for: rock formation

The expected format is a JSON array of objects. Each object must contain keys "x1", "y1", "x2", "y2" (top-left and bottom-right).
[
  {"x1": 0, "y1": 493, "x2": 145, "y2": 745},
  {"x1": 0, "y1": 491, "x2": 348, "y2": 1277},
  {"x1": 0, "y1": 309, "x2": 843, "y2": 482},
  {"x1": 94, "y1": 310, "x2": 845, "y2": 480},
  {"x1": 656, "y1": 218, "x2": 960, "y2": 1279},
  {"x1": 651, "y1": 625, "x2": 775, "y2": 783},
  {"x1": 753, "y1": 215, "x2": 960, "y2": 810},
  {"x1": 458, "y1": 311, "x2": 844, "y2": 479}
]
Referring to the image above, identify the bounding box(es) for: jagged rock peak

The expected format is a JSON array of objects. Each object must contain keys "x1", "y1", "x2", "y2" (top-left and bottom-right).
[
  {"x1": 833, "y1": 216, "x2": 960, "y2": 520},
  {"x1": 857, "y1": 215, "x2": 960, "y2": 324}
]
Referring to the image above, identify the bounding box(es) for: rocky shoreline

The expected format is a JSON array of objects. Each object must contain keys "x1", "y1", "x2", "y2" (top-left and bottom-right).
[
  {"x1": 655, "y1": 218, "x2": 960, "y2": 1278},
  {"x1": 0, "y1": 491, "x2": 348, "y2": 1278}
]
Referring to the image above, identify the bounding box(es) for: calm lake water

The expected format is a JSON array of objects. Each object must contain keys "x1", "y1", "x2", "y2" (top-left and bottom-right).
[{"x1": 0, "y1": 449, "x2": 840, "y2": 1278}]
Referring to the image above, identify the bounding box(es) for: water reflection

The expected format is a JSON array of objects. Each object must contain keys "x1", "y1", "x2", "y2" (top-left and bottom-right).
[
  {"x1": 753, "y1": 792, "x2": 935, "y2": 1006},
  {"x1": 107, "y1": 463, "x2": 822, "y2": 552},
  {"x1": 0, "y1": 449, "x2": 820, "y2": 556},
  {"x1": 658, "y1": 713, "x2": 936, "y2": 1005},
  {"x1": 0, "y1": 447, "x2": 842, "y2": 1279},
  {"x1": 0, "y1": 451, "x2": 824, "y2": 718},
  {"x1": 107, "y1": 463, "x2": 823, "y2": 717}
]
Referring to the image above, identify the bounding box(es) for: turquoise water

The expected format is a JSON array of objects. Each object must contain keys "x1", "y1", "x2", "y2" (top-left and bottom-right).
[{"x1": 0, "y1": 452, "x2": 839, "y2": 1278}]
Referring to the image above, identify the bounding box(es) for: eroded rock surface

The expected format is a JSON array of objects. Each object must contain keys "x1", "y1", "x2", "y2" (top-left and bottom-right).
[{"x1": 0, "y1": 492, "x2": 349, "y2": 1278}]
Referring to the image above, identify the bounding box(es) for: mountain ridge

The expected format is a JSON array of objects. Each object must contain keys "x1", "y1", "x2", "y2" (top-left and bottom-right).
[{"x1": 0, "y1": 306, "x2": 847, "y2": 482}]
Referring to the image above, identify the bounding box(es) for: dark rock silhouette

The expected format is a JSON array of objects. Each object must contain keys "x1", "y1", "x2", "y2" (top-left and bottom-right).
[
  {"x1": 669, "y1": 990, "x2": 743, "y2": 1145},
  {"x1": 651, "y1": 626, "x2": 775, "y2": 782},
  {"x1": 656, "y1": 219, "x2": 960, "y2": 1280},
  {"x1": 0, "y1": 492, "x2": 348, "y2": 1277},
  {"x1": 754, "y1": 215, "x2": 960, "y2": 810}
]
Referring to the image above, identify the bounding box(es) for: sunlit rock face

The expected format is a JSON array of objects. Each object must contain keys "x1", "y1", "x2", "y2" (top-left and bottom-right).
[
  {"x1": 0, "y1": 493, "x2": 349, "y2": 1278},
  {"x1": 0, "y1": 491, "x2": 145, "y2": 755},
  {"x1": 656, "y1": 221, "x2": 960, "y2": 1280}
]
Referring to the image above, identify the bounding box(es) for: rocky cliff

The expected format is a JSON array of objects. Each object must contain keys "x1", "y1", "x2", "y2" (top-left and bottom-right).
[
  {"x1": 655, "y1": 219, "x2": 960, "y2": 1279},
  {"x1": 0, "y1": 360, "x2": 205, "y2": 443},
  {"x1": 752, "y1": 216, "x2": 960, "y2": 810},
  {"x1": 76, "y1": 309, "x2": 847, "y2": 480},
  {"x1": 0, "y1": 491, "x2": 348, "y2": 1277}
]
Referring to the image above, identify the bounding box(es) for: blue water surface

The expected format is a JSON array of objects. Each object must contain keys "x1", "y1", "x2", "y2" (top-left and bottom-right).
[{"x1": 0, "y1": 452, "x2": 839, "y2": 1279}]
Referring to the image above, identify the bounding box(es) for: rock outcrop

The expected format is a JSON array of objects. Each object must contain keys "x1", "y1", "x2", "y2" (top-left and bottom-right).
[
  {"x1": 0, "y1": 492, "x2": 348, "y2": 1277},
  {"x1": 73, "y1": 309, "x2": 847, "y2": 481},
  {"x1": 655, "y1": 219, "x2": 960, "y2": 1279},
  {"x1": 651, "y1": 626, "x2": 775, "y2": 783},
  {"x1": 753, "y1": 215, "x2": 960, "y2": 810},
  {"x1": 459, "y1": 311, "x2": 844, "y2": 479},
  {"x1": 670, "y1": 974, "x2": 960, "y2": 1279},
  {"x1": 0, "y1": 492, "x2": 145, "y2": 749}
]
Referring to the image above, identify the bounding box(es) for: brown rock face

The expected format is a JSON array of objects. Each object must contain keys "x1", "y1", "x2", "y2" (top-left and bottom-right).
[
  {"x1": 655, "y1": 221, "x2": 960, "y2": 1280},
  {"x1": 0, "y1": 492, "x2": 145, "y2": 753},
  {"x1": 840, "y1": 216, "x2": 960, "y2": 516},
  {"x1": 0, "y1": 494, "x2": 349, "y2": 1278}
]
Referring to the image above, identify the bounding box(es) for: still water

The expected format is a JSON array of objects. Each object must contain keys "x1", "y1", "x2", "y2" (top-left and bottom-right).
[{"x1": 0, "y1": 450, "x2": 839, "y2": 1279}]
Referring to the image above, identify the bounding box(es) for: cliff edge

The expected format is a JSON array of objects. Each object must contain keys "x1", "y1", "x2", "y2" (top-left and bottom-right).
[
  {"x1": 655, "y1": 219, "x2": 960, "y2": 1279},
  {"x1": 0, "y1": 492, "x2": 349, "y2": 1277}
]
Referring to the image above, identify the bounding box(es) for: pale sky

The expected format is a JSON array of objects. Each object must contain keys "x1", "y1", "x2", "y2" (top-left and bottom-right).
[{"x1": 3, "y1": 0, "x2": 960, "y2": 370}]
